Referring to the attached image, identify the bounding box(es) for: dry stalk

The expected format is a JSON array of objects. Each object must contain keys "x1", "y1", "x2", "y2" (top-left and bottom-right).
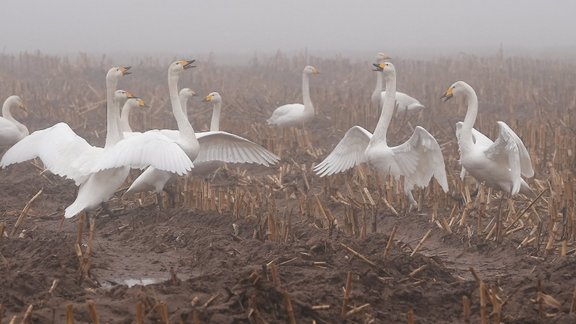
[
  {"x1": 462, "y1": 295, "x2": 470, "y2": 324},
  {"x1": 11, "y1": 189, "x2": 43, "y2": 236},
  {"x1": 0, "y1": 222, "x2": 5, "y2": 238},
  {"x1": 407, "y1": 308, "x2": 415, "y2": 324},
  {"x1": 66, "y1": 304, "x2": 74, "y2": 324},
  {"x1": 48, "y1": 279, "x2": 59, "y2": 295},
  {"x1": 157, "y1": 301, "x2": 169, "y2": 324},
  {"x1": 340, "y1": 243, "x2": 378, "y2": 268},
  {"x1": 341, "y1": 271, "x2": 352, "y2": 317},
  {"x1": 571, "y1": 286, "x2": 576, "y2": 314},
  {"x1": 19, "y1": 304, "x2": 33, "y2": 324},
  {"x1": 283, "y1": 291, "x2": 296, "y2": 324},
  {"x1": 408, "y1": 264, "x2": 428, "y2": 277},
  {"x1": 410, "y1": 229, "x2": 432, "y2": 257},
  {"x1": 135, "y1": 301, "x2": 144, "y2": 324},
  {"x1": 8, "y1": 316, "x2": 16, "y2": 324},
  {"x1": 479, "y1": 281, "x2": 487, "y2": 324},
  {"x1": 345, "y1": 303, "x2": 370, "y2": 317},
  {"x1": 383, "y1": 225, "x2": 398, "y2": 259},
  {"x1": 86, "y1": 300, "x2": 100, "y2": 324}
]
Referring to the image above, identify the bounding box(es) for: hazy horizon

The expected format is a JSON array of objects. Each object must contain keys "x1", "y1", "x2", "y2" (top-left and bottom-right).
[{"x1": 2, "y1": 0, "x2": 576, "y2": 61}]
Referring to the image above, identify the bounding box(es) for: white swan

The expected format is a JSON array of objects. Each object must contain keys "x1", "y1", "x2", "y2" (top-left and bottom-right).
[
  {"x1": 267, "y1": 65, "x2": 319, "y2": 126},
  {"x1": 0, "y1": 67, "x2": 132, "y2": 185},
  {"x1": 314, "y1": 62, "x2": 448, "y2": 209},
  {"x1": 125, "y1": 91, "x2": 280, "y2": 198},
  {"x1": 0, "y1": 96, "x2": 29, "y2": 147},
  {"x1": 120, "y1": 96, "x2": 147, "y2": 133},
  {"x1": 441, "y1": 81, "x2": 534, "y2": 195},
  {"x1": 370, "y1": 54, "x2": 424, "y2": 115}
]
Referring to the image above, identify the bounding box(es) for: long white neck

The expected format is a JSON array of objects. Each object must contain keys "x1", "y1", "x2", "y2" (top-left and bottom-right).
[
  {"x1": 2, "y1": 100, "x2": 28, "y2": 135},
  {"x1": 210, "y1": 101, "x2": 221, "y2": 132},
  {"x1": 371, "y1": 72, "x2": 383, "y2": 107},
  {"x1": 459, "y1": 84, "x2": 478, "y2": 151},
  {"x1": 179, "y1": 95, "x2": 189, "y2": 115},
  {"x1": 168, "y1": 73, "x2": 196, "y2": 141},
  {"x1": 120, "y1": 102, "x2": 133, "y2": 133},
  {"x1": 302, "y1": 72, "x2": 314, "y2": 114},
  {"x1": 371, "y1": 72, "x2": 396, "y2": 146},
  {"x1": 104, "y1": 77, "x2": 122, "y2": 148}
]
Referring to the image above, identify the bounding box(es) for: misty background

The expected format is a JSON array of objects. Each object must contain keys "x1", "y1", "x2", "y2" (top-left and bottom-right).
[{"x1": 1, "y1": 0, "x2": 576, "y2": 61}]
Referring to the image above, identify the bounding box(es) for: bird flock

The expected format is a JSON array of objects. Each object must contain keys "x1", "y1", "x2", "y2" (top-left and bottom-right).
[{"x1": 0, "y1": 53, "x2": 535, "y2": 221}]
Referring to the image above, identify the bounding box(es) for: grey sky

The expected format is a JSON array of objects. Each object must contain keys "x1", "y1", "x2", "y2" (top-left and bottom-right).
[{"x1": 2, "y1": 0, "x2": 575, "y2": 57}]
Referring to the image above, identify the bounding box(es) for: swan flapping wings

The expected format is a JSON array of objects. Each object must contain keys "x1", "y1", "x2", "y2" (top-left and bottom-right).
[{"x1": 313, "y1": 126, "x2": 372, "y2": 177}]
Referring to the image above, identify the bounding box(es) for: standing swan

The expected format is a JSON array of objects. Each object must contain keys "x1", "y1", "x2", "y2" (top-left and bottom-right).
[
  {"x1": 441, "y1": 81, "x2": 534, "y2": 195},
  {"x1": 125, "y1": 91, "x2": 280, "y2": 200},
  {"x1": 0, "y1": 96, "x2": 28, "y2": 147},
  {"x1": 120, "y1": 96, "x2": 147, "y2": 133},
  {"x1": 370, "y1": 53, "x2": 424, "y2": 115},
  {"x1": 314, "y1": 62, "x2": 448, "y2": 209},
  {"x1": 267, "y1": 65, "x2": 319, "y2": 126}
]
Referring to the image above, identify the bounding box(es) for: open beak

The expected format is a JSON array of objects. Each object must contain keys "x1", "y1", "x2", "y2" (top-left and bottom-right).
[
  {"x1": 125, "y1": 91, "x2": 136, "y2": 99},
  {"x1": 202, "y1": 94, "x2": 212, "y2": 102},
  {"x1": 372, "y1": 63, "x2": 384, "y2": 72},
  {"x1": 183, "y1": 60, "x2": 196, "y2": 69},
  {"x1": 120, "y1": 66, "x2": 131, "y2": 75},
  {"x1": 136, "y1": 98, "x2": 148, "y2": 108},
  {"x1": 441, "y1": 88, "x2": 454, "y2": 102}
]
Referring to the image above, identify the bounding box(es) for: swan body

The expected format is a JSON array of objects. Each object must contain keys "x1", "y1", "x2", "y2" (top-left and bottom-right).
[
  {"x1": 0, "y1": 67, "x2": 132, "y2": 185},
  {"x1": 267, "y1": 65, "x2": 319, "y2": 126},
  {"x1": 120, "y1": 97, "x2": 147, "y2": 133},
  {"x1": 0, "y1": 96, "x2": 29, "y2": 147},
  {"x1": 370, "y1": 53, "x2": 424, "y2": 115},
  {"x1": 126, "y1": 91, "x2": 280, "y2": 195},
  {"x1": 315, "y1": 62, "x2": 448, "y2": 208},
  {"x1": 442, "y1": 81, "x2": 534, "y2": 195}
]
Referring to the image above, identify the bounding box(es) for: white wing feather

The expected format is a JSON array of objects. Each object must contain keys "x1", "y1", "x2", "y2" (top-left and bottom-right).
[
  {"x1": 195, "y1": 131, "x2": 279, "y2": 166},
  {"x1": 313, "y1": 126, "x2": 372, "y2": 177},
  {"x1": 0, "y1": 123, "x2": 102, "y2": 185},
  {"x1": 91, "y1": 130, "x2": 193, "y2": 175},
  {"x1": 391, "y1": 126, "x2": 449, "y2": 192}
]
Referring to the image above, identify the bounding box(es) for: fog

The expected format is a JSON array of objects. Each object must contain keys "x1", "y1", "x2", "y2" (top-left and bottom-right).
[{"x1": 2, "y1": 0, "x2": 576, "y2": 59}]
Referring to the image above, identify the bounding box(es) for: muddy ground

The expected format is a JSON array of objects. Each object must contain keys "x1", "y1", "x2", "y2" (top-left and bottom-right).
[{"x1": 2, "y1": 55, "x2": 576, "y2": 323}]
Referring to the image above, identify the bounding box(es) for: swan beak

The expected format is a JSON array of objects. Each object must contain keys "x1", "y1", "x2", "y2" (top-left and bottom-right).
[
  {"x1": 120, "y1": 66, "x2": 131, "y2": 75},
  {"x1": 441, "y1": 88, "x2": 454, "y2": 102},
  {"x1": 136, "y1": 98, "x2": 148, "y2": 108},
  {"x1": 313, "y1": 68, "x2": 320, "y2": 74},
  {"x1": 125, "y1": 91, "x2": 136, "y2": 99},
  {"x1": 183, "y1": 60, "x2": 196, "y2": 69},
  {"x1": 18, "y1": 103, "x2": 28, "y2": 112},
  {"x1": 372, "y1": 63, "x2": 384, "y2": 71},
  {"x1": 202, "y1": 94, "x2": 212, "y2": 102}
]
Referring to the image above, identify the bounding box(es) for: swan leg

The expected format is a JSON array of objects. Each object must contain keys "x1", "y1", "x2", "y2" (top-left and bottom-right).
[{"x1": 406, "y1": 190, "x2": 418, "y2": 213}]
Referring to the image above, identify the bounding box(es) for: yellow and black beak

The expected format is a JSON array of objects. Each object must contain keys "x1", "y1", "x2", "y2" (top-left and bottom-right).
[
  {"x1": 313, "y1": 67, "x2": 320, "y2": 74},
  {"x1": 120, "y1": 66, "x2": 131, "y2": 75},
  {"x1": 125, "y1": 91, "x2": 136, "y2": 99},
  {"x1": 181, "y1": 59, "x2": 196, "y2": 70},
  {"x1": 135, "y1": 97, "x2": 148, "y2": 108},
  {"x1": 202, "y1": 94, "x2": 213, "y2": 102},
  {"x1": 372, "y1": 63, "x2": 385, "y2": 71},
  {"x1": 441, "y1": 87, "x2": 454, "y2": 102}
]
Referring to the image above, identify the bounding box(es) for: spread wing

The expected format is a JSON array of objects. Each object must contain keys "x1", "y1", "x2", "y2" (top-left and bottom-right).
[
  {"x1": 313, "y1": 126, "x2": 372, "y2": 177},
  {"x1": 0, "y1": 122, "x2": 102, "y2": 185},
  {"x1": 391, "y1": 126, "x2": 449, "y2": 192},
  {"x1": 195, "y1": 131, "x2": 279, "y2": 166},
  {"x1": 91, "y1": 130, "x2": 194, "y2": 176}
]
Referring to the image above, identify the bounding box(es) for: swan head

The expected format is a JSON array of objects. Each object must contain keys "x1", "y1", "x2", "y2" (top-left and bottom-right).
[
  {"x1": 106, "y1": 66, "x2": 131, "y2": 81},
  {"x1": 303, "y1": 65, "x2": 320, "y2": 75},
  {"x1": 202, "y1": 92, "x2": 222, "y2": 103},
  {"x1": 441, "y1": 81, "x2": 470, "y2": 102},
  {"x1": 179, "y1": 88, "x2": 197, "y2": 100},
  {"x1": 373, "y1": 62, "x2": 396, "y2": 78},
  {"x1": 5, "y1": 95, "x2": 27, "y2": 112},
  {"x1": 125, "y1": 97, "x2": 147, "y2": 108},
  {"x1": 114, "y1": 90, "x2": 136, "y2": 105},
  {"x1": 375, "y1": 52, "x2": 392, "y2": 63},
  {"x1": 169, "y1": 60, "x2": 196, "y2": 75}
]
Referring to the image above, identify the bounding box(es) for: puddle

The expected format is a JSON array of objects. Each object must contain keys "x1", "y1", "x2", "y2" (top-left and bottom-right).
[{"x1": 101, "y1": 277, "x2": 166, "y2": 289}]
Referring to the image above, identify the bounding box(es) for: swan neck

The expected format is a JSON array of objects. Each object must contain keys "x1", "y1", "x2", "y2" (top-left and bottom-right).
[
  {"x1": 179, "y1": 95, "x2": 189, "y2": 115},
  {"x1": 210, "y1": 101, "x2": 221, "y2": 132},
  {"x1": 120, "y1": 103, "x2": 132, "y2": 133},
  {"x1": 2, "y1": 101, "x2": 16, "y2": 122},
  {"x1": 168, "y1": 74, "x2": 195, "y2": 139},
  {"x1": 371, "y1": 74, "x2": 396, "y2": 145},
  {"x1": 302, "y1": 72, "x2": 313, "y2": 112},
  {"x1": 104, "y1": 77, "x2": 122, "y2": 148},
  {"x1": 460, "y1": 86, "x2": 478, "y2": 149}
]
